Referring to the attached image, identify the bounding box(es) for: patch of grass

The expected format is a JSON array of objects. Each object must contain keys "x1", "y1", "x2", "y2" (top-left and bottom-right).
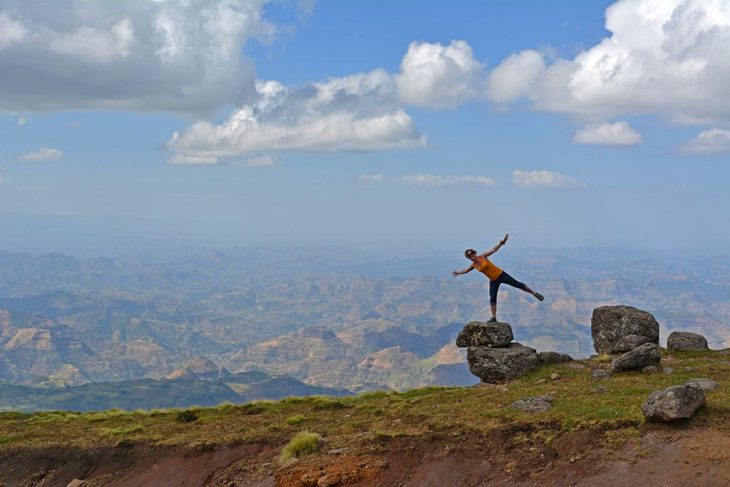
[
  {"x1": 595, "y1": 354, "x2": 613, "y2": 363},
  {"x1": 0, "y1": 435, "x2": 13, "y2": 445},
  {"x1": 286, "y1": 415, "x2": 305, "y2": 426},
  {"x1": 280, "y1": 431, "x2": 321, "y2": 460},
  {"x1": 102, "y1": 424, "x2": 145, "y2": 436}
]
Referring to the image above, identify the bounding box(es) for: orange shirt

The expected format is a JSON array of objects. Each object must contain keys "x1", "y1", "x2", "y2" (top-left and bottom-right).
[{"x1": 473, "y1": 257, "x2": 504, "y2": 281}]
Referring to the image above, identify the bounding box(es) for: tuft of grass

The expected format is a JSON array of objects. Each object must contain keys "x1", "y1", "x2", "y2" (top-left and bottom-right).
[
  {"x1": 595, "y1": 354, "x2": 613, "y2": 363},
  {"x1": 286, "y1": 415, "x2": 305, "y2": 426},
  {"x1": 176, "y1": 410, "x2": 199, "y2": 423},
  {"x1": 280, "y1": 431, "x2": 321, "y2": 461},
  {"x1": 0, "y1": 435, "x2": 13, "y2": 445}
]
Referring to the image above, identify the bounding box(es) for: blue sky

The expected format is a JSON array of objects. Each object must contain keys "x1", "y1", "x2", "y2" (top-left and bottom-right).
[{"x1": 0, "y1": 0, "x2": 729, "y2": 256}]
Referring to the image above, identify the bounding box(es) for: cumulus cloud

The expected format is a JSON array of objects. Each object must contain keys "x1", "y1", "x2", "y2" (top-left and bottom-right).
[
  {"x1": 488, "y1": 0, "x2": 730, "y2": 125},
  {"x1": 572, "y1": 121, "x2": 643, "y2": 145},
  {"x1": 0, "y1": 0, "x2": 282, "y2": 115},
  {"x1": 19, "y1": 148, "x2": 63, "y2": 162},
  {"x1": 398, "y1": 174, "x2": 495, "y2": 188},
  {"x1": 486, "y1": 50, "x2": 545, "y2": 104},
  {"x1": 396, "y1": 40, "x2": 485, "y2": 108},
  {"x1": 358, "y1": 174, "x2": 385, "y2": 183},
  {"x1": 512, "y1": 170, "x2": 585, "y2": 189},
  {"x1": 680, "y1": 128, "x2": 730, "y2": 155},
  {"x1": 168, "y1": 72, "x2": 426, "y2": 164}
]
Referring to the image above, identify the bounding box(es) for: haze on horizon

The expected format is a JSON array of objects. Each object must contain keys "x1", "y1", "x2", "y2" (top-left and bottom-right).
[{"x1": 1, "y1": 0, "x2": 729, "y2": 258}]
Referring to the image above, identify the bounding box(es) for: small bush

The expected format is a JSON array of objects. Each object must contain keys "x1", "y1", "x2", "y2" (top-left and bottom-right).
[
  {"x1": 176, "y1": 410, "x2": 199, "y2": 423},
  {"x1": 313, "y1": 398, "x2": 348, "y2": 411},
  {"x1": 286, "y1": 415, "x2": 305, "y2": 426},
  {"x1": 280, "y1": 431, "x2": 321, "y2": 460}
]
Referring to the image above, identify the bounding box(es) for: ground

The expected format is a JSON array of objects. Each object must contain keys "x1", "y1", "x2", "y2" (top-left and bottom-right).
[{"x1": 0, "y1": 349, "x2": 728, "y2": 486}]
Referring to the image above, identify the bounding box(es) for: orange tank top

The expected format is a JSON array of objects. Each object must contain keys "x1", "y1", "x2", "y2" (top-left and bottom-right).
[{"x1": 474, "y1": 257, "x2": 503, "y2": 281}]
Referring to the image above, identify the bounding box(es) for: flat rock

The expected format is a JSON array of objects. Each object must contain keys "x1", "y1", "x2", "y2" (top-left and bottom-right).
[
  {"x1": 642, "y1": 384, "x2": 706, "y2": 422},
  {"x1": 667, "y1": 331, "x2": 709, "y2": 351},
  {"x1": 643, "y1": 365, "x2": 660, "y2": 374},
  {"x1": 591, "y1": 369, "x2": 612, "y2": 380},
  {"x1": 511, "y1": 395, "x2": 554, "y2": 413},
  {"x1": 613, "y1": 334, "x2": 653, "y2": 353},
  {"x1": 685, "y1": 378, "x2": 718, "y2": 393},
  {"x1": 467, "y1": 343, "x2": 542, "y2": 383},
  {"x1": 539, "y1": 351, "x2": 573, "y2": 364},
  {"x1": 456, "y1": 321, "x2": 513, "y2": 348},
  {"x1": 611, "y1": 343, "x2": 661, "y2": 372},
  {"x1": 591, "y1": 305, "x2": 659, "y2": 354}
]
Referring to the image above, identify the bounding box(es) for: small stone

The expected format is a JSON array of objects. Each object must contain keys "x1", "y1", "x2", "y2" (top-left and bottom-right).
[
  {"x1": 642, "y1": 385, "x2": 706, "y2": 422},
  {"x1": 591, "y1": 369, "x2": 611, "y2": 381},
  {"x1": 643, "y1": 365, "x2": 660, "y2": 374},
  {"x1": 511, "y1": 395, "x2": 554, "y2": 413},
  {"x1": 67, "y1": 481, "x2": 85, "y2": 487},
  {"x1": 327, "y1": 448, "x2": 348, "y2": 455},
  {"x1": 317, "y1": 473, "x2": 341, "y2": 487},
  {"x1": 685, "y1": 378, "x2": 719, "y2": 393},
  {"x1": 550, "y1": 373, "x2": 561, "y2": 381},
  {"x1": 535, "y1": 378, "x2": 547, "y2": 385},
  {"x1": 663, "y1": 367, "x2": 674, "y2": 375},
  {"x1": 592, "y1": 386, "x2": 608, "y2": 394}
]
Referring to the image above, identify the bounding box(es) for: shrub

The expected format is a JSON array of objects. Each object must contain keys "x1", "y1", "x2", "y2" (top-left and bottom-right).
[
  {"x1": 176, "y1": 410, "x2": 199, "y2": 423},
  {"x1": 280, "y1": 431, "x2": 321, "y2": 460}
]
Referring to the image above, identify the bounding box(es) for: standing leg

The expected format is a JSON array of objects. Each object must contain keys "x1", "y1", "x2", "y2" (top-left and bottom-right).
[{"x1": 489, "y1": 279, "x2": 500, "y2": 321}]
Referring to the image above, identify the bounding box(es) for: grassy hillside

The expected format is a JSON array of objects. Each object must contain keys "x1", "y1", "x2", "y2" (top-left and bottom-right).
[{"x1": 0, "y1": 349, "x2": 728, "y2": 485}]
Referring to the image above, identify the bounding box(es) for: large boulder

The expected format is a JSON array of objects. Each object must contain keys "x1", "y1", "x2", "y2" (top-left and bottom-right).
[
  {"x1": 467, "y1": 343, "x2": 542, "y2": 383},
  {"x1": 667, "y1": 332, "x2": 709, "y2": 351},
  {"x1": 456, "y1": 321, "x2": 513, "y2": 348},
  {"x1": 611, "y1": 343, "x2": 661, "y2": 372},
  {"x1": 591, "y1": 305, "x2": 660, "y2": 354},
  {"x1": 642, "y1": 384, "x2": 706, "y2": 422}
]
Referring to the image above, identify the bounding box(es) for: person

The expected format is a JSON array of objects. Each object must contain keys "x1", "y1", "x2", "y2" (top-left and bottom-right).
[{"x1": 452, "y1": 234, "x2": 543, "y2": 322}]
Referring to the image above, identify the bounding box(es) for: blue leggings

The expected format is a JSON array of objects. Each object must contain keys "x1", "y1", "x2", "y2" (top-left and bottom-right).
[{"x1": 489, "y1": 271, "x2": 527, "y2": 305}]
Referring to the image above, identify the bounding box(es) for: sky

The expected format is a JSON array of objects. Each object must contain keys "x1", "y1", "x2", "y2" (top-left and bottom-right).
[{"x1": 0, "y1": 0, "x2": 729, "y2": 257}]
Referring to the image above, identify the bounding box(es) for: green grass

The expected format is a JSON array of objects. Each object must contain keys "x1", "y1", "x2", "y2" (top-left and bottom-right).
[
  {"x1": 280, "y1": 431, "x2": 321, "y2": 460},
  {"x1": 0, "y1": 349, "x2": 727, "y2": 454}
]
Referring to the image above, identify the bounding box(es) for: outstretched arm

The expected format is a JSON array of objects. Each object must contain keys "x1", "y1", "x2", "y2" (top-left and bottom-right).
[
  {"x1": 480, "y1": 234, "x2": 509, "y2": 257},
  {"x1": 452, "y1": 265, "x2": 474, "y2": 277}
]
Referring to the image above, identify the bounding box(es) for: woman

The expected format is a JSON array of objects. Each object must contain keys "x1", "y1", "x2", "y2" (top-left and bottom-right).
[{"x1": 452, "y1": 234, "x2": 543, "y2": 322}]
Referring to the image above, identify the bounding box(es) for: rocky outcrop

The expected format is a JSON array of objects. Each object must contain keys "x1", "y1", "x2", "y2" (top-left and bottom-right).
[
  {"x1": 611, "y1": 343, "x2": 661, "y2": 372},
  {"x1": 467, "y1": 343, "x2": 542, "y2": 383},
  {"x1": 456, "y1": 322, "x2": 513, "y2": 348},
  {"x1": 167, "y1": 356, "x2": 230, "y2": 381},
  {"x1": 591, "y1": 305, "x2": 659, "y2": 354},
  {"x1": 642, "y1": 384, "x2": 706, "y2": 422},
  {"x1": 667, "y1": 332, "x2": 709, "y2": 351}
]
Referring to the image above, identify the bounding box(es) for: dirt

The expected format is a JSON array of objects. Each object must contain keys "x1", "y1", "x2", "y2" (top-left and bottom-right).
[{"x1": 1, "y1": 424, "x2": 729, "y2": 486}]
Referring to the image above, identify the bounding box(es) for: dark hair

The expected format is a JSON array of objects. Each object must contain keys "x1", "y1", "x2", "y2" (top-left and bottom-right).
[{"x1": 464, "y1": 249, "x2": 476, "y2": 258}]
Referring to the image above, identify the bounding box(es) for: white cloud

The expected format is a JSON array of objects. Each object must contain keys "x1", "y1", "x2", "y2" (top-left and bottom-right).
[
  {"x1": 680, "y1": 128, "x2": 730, "y2": 155},
  {"x1": 488, "y1": 0, "x2": 730, "y2": 125},
  {"x1": 396, "y1": 40, "x2": 484, "y2": 108},
  {"x1": 398, "y1": 174, "x2": 495, "y2": 188},
  {"x1": 0, "y1": 13, "x2": 27, "y2": 50},
  {"x1": 486, "y1": 50, "x2": 545, "y2": 104},
  {"x1": 0, "y1": 0, "x2": 284, "y2": 115},
  {"x1": 572, "y1": 121, "x2": 643, "y2": 145},
  {"x1": 168, "y1": 72, "x2": 426, "y2": 164},
  {"x1": 358, "y1": 174, "x2": 385, "y2": 183},
  {"x1": 19, "y1": 148, "x2": 63, "y2": 162},
  {"x1": 513, "y1": 170, "x2": 585, "y2": 189}
]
